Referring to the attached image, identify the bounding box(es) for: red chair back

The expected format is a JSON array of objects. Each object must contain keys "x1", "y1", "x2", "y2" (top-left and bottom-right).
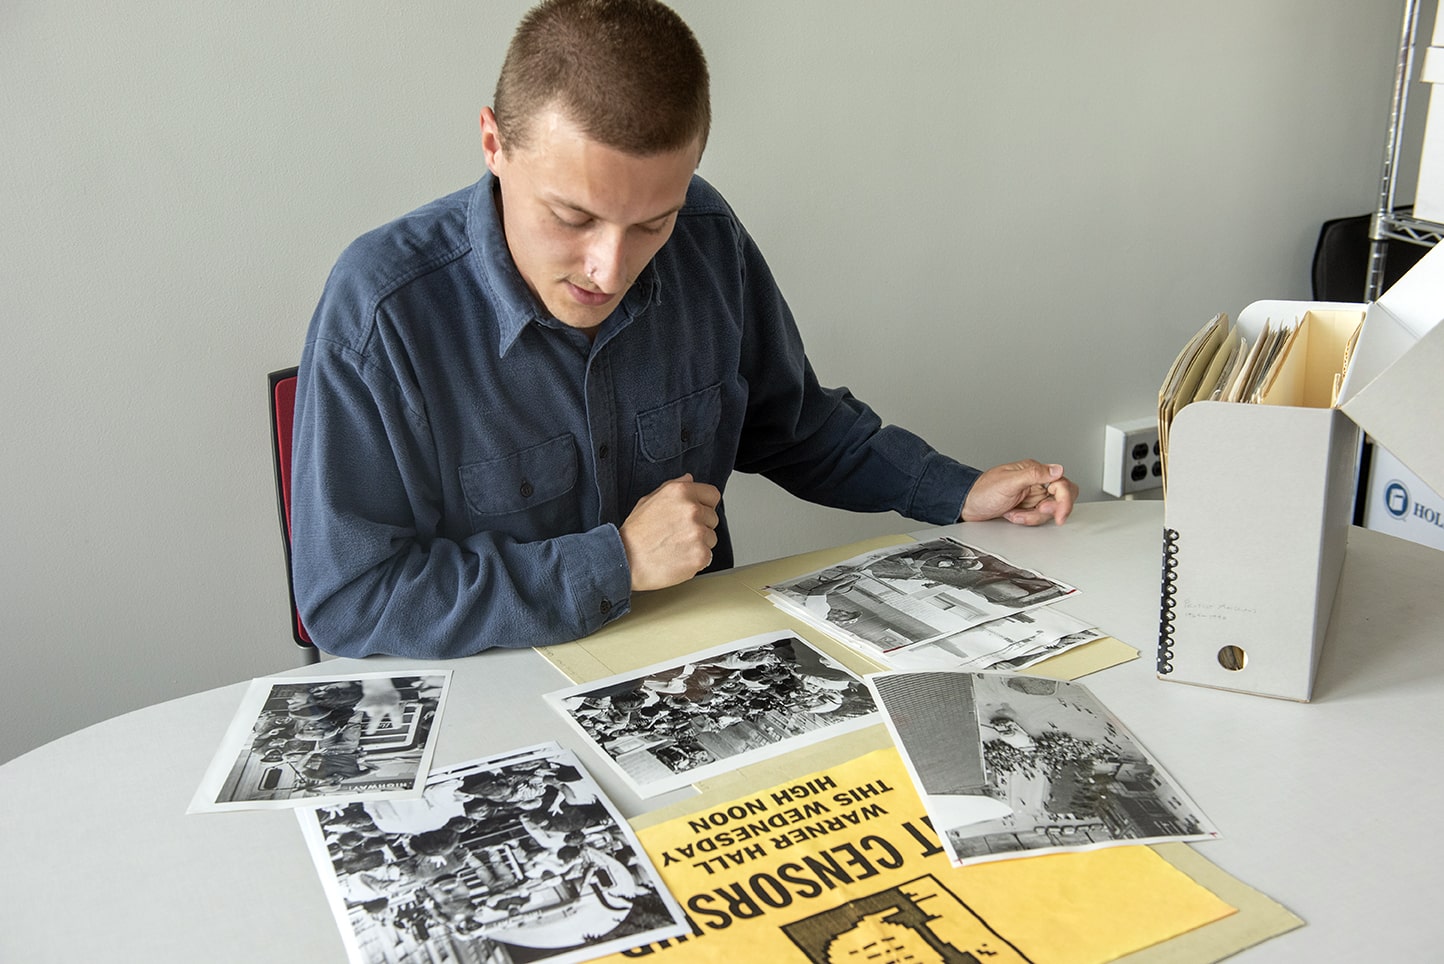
[{"x1": 268, "y1": 368, "x2": 314, "y2": 649}]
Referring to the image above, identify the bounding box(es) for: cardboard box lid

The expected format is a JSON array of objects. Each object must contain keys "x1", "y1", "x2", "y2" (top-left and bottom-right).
[{"x1": 1337, "y1": 242, "x2": 1444, "y2": 494}]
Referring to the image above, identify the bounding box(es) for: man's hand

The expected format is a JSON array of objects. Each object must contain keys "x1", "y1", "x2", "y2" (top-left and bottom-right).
[
  {"x1": 620, "y1": 473, "x2": 721, "y2": 591},
  {"x1": 961, "y1": 460, "x2": 1078, "y2": 526}
]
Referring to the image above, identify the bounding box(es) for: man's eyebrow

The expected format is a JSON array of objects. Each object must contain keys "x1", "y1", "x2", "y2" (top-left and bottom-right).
[{"x1": 549, "y1": 196, "x2": 684, "y2": 226}]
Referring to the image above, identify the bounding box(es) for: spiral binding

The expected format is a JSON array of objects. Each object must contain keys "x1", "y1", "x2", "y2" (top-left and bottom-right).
[{"x1": 1157, "y1": 527, "x2": 1180, "y2": 674}]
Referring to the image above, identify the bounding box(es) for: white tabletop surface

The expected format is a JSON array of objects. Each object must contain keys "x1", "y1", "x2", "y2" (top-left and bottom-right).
[{"x1": 3, "y1": 500, "x2": 1442, "y2": 962}]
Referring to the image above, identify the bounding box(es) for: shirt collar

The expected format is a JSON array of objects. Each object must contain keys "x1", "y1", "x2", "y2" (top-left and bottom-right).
[{"x1": 467, "y1": 170, "x2": 663, "y2": 358}]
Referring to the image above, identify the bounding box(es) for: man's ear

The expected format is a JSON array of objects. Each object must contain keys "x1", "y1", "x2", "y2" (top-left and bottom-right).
[{"x1": 479, "y1": 107, "x2": 504, "y2": 176}]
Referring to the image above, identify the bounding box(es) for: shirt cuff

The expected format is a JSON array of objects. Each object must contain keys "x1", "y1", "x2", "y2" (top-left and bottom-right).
[
  {"x1": 912, "y1": 454, "x2": 982, "y2": 525},
  {"x1": 557, "y1": 524, "x2": 633, "y2": 633}
]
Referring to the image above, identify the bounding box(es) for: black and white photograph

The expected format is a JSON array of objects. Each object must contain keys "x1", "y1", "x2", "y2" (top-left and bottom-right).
[
  {"x1": 880, "y1": 608, "x2": 1106, "y2": 674},
  {"x1": 297, "y1": 742, "x2": 687, "y2": 964},
  {"x1": 189, "y1": 671, "x2": 450, "y2": 813},
  {"x1": 545, "y1": 631, "x2": 878, "y2": 796},
  {"x1": 867, "y1": 671, "x2": 1217, "y2": 867},
  {"x1": 766, "y1": 538, "x2": 1077, "y2": 658}
]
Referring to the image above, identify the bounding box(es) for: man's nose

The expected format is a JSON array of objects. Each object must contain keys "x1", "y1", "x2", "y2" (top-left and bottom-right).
[{"x1": 585, "y1": 229, "x2": 627, "y2": 292}]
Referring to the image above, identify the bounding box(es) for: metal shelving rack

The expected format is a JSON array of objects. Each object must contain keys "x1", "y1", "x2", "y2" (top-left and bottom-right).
[
  {"x1": 1369, "y1": 0, "x2": 1444, "y2": 299},
  {"x1": 1356, "y1": 0, "x2": 1443, "y2": 529}
]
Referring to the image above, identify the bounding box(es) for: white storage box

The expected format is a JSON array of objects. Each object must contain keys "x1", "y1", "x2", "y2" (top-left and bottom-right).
[
  {"x1": 1159, "y1": 244, "x2": 1444, "y2": 701},
  {"x1": 1359, "y1": 444, "x2": 1444, "y2": 551}
]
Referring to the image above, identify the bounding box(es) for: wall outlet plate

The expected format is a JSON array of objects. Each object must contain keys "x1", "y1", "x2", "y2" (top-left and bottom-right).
[{"x1": 1103, "y1": 417, "x2": 1163, "y2": 497}]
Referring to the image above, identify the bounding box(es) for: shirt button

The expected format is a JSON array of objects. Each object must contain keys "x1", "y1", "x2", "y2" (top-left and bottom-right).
[
  {"x1": 680, "y1": 428, "x2": 691, "y2": 444},
  {"x1": 599, "y1": 599, "x2": 612, "y2": 616},
  {"x1": 519, "y1": 480, "x2": 534, "y2": 499},
  {"x1": 598, "y1": 444, "x2": 609, "y2": 460}
]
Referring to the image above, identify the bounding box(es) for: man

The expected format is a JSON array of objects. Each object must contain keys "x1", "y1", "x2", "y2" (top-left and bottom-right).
[{"x1": 291, "y1": 0, "x2": 1077, "y2": 659}]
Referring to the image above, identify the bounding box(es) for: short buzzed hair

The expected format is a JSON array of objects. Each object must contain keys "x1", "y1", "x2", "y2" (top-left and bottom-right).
[{"x1": 493, "y1": 0, "x2": 710, "y2": 156}]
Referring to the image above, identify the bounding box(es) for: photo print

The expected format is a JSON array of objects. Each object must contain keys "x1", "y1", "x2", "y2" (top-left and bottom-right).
[
  {"x1": 298, "y1": 742, "x2": 687, "y2": 964},
  {"x1": 190, "y1": 671, "x2": 450, "y2": 813},
  {"x1": 766, "y1": 537, "x2": 1077, "y2": 659},
  {"x1": 867, "y1": 671, "x2": 1218, "y2": 867},
  {"x1": 546, "y1": 631, "x2": 878, "y2": 796}
]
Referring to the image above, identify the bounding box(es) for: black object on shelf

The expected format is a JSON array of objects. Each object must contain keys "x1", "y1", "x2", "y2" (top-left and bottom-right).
[{"x1": 1312, "y1": 208, "x2": 1429, "y2": 302}]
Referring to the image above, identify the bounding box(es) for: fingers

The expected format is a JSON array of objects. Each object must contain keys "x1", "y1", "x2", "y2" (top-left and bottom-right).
[
  {"x1": 621, "y1": 474, "x2": 723, "y2": 592},
  {"x1": 964, "y1": 459, "x2": 1078, "y2": 526},
  {"x1": 660, "y1": 476, "x2": 721, "y2": 535},
  {"x1": 1045, "y1": 474, "x2": 1078, "y2": 524},
  {"x1": 671, "y1": 472, "x2": 721, "y2": 507},
  {"x1": 1004, "y1": 470, "x2": 1078, "y2": 526}
]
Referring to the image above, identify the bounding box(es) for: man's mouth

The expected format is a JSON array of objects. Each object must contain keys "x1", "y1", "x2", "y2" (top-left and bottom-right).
[{"x1": 567, "y1": 282, "x2": 613, "y2": 307}]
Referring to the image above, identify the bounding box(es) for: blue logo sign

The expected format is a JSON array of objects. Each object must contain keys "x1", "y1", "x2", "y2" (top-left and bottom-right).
[{"x1": 1384, "y1": 480, "x2": 1410, "y2": 519}]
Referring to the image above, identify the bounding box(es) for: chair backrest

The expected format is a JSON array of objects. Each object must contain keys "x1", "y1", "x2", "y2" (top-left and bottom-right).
[
  {"x1": 268, "y1": 367, "x2": 315, "y2": 653},
  {"x1": 1312, "y1": 210, "x2": 1427, "y2": 301}
]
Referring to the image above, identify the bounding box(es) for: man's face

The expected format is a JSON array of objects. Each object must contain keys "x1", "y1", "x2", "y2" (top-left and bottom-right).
[{"x1": 481, "y1": 106, "x2": 701, "y2": 332}]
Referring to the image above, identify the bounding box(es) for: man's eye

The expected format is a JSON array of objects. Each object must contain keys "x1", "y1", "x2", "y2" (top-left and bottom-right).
[{"x1": 554, "y1": 212, "x2": 591, "y2": 230}]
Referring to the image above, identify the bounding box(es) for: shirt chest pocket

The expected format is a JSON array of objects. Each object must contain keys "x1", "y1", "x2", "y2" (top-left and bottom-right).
[
  {"x1": 458, "y1": 433, "x2": 581, "y2": 539},
  {"x1": 634, "y1": 383, "x2": 722, "y2": 489}
]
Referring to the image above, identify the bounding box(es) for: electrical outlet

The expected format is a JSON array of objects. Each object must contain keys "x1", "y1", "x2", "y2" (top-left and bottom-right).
[{"x1": 1102, "y1": 417, "x2": 1163, "y2": 497}]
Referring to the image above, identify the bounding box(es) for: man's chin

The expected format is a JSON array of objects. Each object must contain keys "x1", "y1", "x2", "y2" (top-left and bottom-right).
[
  {"x1": 547, "y1": 300, "x2": 614, "y2": 333},
  {"x1": 551, "y1": 312, "x2": 607, "y2": 333}
]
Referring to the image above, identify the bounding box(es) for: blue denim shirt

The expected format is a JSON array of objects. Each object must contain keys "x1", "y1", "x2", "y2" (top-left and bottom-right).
[{"x1": 291, "y1": 172, "x2": 980, "y2": 658}]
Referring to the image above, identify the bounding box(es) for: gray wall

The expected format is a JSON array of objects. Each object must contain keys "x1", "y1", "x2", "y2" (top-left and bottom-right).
[{"x1": 1, "y1": 0, "x2": 1416, "y2": 763}]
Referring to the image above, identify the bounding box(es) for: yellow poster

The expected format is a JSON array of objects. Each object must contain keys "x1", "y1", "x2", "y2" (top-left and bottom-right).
[{"x1": 598, "y1": 748, "x2": 1234, "y2": 964}]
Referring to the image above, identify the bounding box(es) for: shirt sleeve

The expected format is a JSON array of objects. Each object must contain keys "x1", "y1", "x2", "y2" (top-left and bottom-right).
[
  {"x1": 730, "y1": 228, "x2": 981, "y2": 525},
  {"x1": 289, "y1": 335, "x2": 632, "y2": 660}
]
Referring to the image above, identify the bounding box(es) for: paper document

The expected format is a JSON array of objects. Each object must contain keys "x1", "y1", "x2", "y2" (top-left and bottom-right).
[
  {"x1": 189, "y1": 671, "x2": 451, "y2": 813},
  {"x1": 545, "y1": 632, "x2": 878, "y2": 797},
  {"x1": 866, "y1": 671, "x2": 1218, "y2": 867},
  {"x1": 586, "y1": 747, "x2": 1236, "y2": 964},
  {"x1": 1158, "y1": 307, "x2": 1364, "y2": 490},
  {"x1": 880, "y1": 606, "x2": 1105, "y2": 674},
  {"x1": 297, "y1": 742, "x2": 689, "y2": 964},
  {"x1": 764, "y1": 537, "x2": 1079, "y2": 664}
]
